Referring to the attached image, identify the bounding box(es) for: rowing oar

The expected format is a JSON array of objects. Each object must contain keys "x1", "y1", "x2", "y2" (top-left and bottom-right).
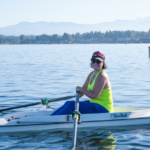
[
  {"x1": 72, "y1": 91, "x2": 80, "y2": 150},
  {"x1": 0, "y1": 95, "x2": 76, "y2": 112}
]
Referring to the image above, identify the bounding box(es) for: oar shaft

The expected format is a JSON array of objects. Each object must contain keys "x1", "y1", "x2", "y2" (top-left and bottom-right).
[
  {"x1": 0, "y1": 102, "x2": 39, "y2": 112},
  {"x1": 72, "y1": 92, "x2": 80, "y2": 150},
  {"x1": 49, "y1": 95, "x2": 76, "y2": 102},
  {"x1": 0, "y1": 95, "x2": 76, "y2": 112},
  {"x1": 72, "y1": 118, "x2": 78, "y2": 150}
]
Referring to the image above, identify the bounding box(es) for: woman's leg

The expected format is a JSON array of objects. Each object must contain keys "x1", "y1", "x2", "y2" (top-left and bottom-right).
[
  {"x1": 51, "y1": 101, "x2": 108, "y2": 115},
  {"x1": 51, "y1": 101, "x2": 75, "y2": 115},
  {"x1": 79, "y1": 102, "x2": 109, "y2": 113}
]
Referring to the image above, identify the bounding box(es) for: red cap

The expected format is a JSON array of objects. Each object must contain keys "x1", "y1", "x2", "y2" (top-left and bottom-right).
[{"x1": 92, "y1": 51, "x2": 105, "y2": 60}]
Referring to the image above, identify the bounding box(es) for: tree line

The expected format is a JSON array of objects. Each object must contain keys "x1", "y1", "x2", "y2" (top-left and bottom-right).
[{"x1": 0, "y1": 30, "x2": 150, "y2": 44}]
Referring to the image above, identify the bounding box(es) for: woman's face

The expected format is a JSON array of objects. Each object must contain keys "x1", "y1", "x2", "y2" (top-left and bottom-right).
[{"x1": 91, "y1": 59, "x2": 103, "y2": 71}]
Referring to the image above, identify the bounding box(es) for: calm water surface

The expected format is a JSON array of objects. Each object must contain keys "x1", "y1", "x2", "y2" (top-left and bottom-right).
[{"x1": 0, "y1": 44, "x2": 150, "y2": 150}]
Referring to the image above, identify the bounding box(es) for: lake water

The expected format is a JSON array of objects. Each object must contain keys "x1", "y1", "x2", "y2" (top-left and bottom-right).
[{"x1": 0, "y1": 44, "x2": 150, "y2": 150}]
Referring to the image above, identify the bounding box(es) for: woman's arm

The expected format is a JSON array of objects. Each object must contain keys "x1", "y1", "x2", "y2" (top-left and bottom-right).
[{"x1": 76, "y1": 74, "x2": 107, "y2": 99}]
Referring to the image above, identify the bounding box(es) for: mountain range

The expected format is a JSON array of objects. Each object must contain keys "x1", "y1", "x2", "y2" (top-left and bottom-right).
[{"x1": 1, "y1": 17, "x2": 150, "y2": 36}]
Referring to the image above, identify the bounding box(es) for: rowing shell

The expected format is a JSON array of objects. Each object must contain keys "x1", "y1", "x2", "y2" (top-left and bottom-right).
[{"x1": 0, "y1": 107, "x2": 150, "y2": 133}]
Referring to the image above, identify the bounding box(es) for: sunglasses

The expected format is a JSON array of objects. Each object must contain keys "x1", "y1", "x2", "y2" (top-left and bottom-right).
[{"x1": 91, "y1": 59, "x2": 102, "y2": 64}]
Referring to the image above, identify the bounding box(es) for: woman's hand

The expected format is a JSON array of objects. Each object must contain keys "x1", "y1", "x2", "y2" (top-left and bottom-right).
[
  {"x1": 76, "y1": 86, "x2": 82, "y2": 92},
  {"x1": 76, "y1": 86, "x2": 84, "y2": 97}
]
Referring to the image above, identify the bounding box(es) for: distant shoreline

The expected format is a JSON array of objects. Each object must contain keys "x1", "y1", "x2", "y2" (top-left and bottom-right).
[{"x1": 0, "y1": 30, "x2": 150, "y2": 44}]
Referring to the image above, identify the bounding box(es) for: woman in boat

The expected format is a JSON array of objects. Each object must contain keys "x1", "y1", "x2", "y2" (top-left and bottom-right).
[{"x1": 51, "y1": 51, "x2": 113, "y2": 115}]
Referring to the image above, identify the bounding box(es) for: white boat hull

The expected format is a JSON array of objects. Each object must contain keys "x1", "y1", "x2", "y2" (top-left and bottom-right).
[{"x1": 0, "y1": 107, "x2": 150, "y2": 133}]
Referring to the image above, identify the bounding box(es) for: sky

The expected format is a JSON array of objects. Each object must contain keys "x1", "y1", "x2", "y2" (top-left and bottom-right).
[{"x1": 1, "y1": 0, "x2": 150, "y2": 27}]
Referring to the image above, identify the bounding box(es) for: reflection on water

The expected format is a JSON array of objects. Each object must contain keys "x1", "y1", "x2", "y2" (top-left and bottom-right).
[
  {"x1": 0, "y1": 129, "x2": 117, "y2": 150},
  {"x1": 76, "y1": 130, "x2": 116, "y2": 150},
  {"x1": 1, "y1": 127, "x2": 150, "y2": 150},
  {"x1": 1, "y1": 123, "x2": 150, "y2": 150}
]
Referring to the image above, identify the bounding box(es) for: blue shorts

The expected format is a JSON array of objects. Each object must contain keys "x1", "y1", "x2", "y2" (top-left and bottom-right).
[{"x1": 51, "y1": 100, "x2": 109, "y2": 115}]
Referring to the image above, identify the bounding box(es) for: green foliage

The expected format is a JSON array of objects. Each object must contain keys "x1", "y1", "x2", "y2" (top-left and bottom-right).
[{"x1": 0, "y1": 29, "x2": 150, "y2": 44}]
